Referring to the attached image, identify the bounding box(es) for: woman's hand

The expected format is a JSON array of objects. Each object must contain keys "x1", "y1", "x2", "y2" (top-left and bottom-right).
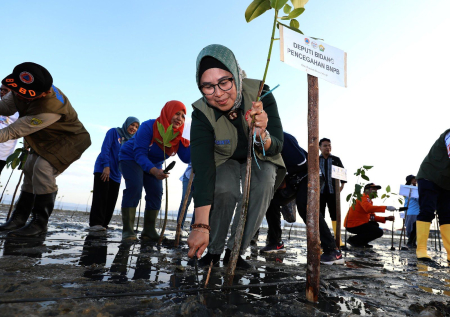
[
  {"x1": 246, "y1": 101, "x2": 268, "y2": 134},
  {"x1": 150, "y1": 167, "x2": 169, "y2": 180},
  {"x1": 101, "y1": 167, "x2": 110, "y2": 182},
  {"x1": 187, "y1": 229, "x2": 209, "y2": 259}
]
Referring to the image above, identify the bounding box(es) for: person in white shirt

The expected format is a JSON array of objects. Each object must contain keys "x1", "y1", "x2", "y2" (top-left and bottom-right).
[{"x1": 0, "y1": 85, "x2": 19, "y2": 174}]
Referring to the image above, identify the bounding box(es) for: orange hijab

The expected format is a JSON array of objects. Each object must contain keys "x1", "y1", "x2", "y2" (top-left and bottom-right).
[{"x1": 152, "y1": 100, "x2": 190, "y2": 156}]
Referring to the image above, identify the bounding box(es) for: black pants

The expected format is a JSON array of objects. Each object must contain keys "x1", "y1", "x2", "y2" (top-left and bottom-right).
[
  {"x1": 320, "y1": 192, "x2": 337, "y2": 221},
  {"x1": 266, "y1": 177, "x2": 336, "y2": 252},
  {"x1": 347, "y1": 222, "x2": 383, "y2": 246},
  {"x1": 417, "y1": 178, "x2": 450, "y2": 225},
  {"x1": 0, "y1": 160, "x2": 7, "y2": 175},
  {"x1": 89, "y1": 173, "x2": 121, "y2": 227}
]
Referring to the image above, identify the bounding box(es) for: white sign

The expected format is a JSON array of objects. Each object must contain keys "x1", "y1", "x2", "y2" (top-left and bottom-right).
[
  {"x1": 280, "y1": 25, "x2": 347, "y2": 87},
  {"x1": 331, "y1": 165, "x2": 347, "y2": 181},
  {"x1": 182, "y1": 117, "x2": 191, "y2": 141},
  {"x1": 399, "y1": 185, "x2": 419, "y2": 199}
]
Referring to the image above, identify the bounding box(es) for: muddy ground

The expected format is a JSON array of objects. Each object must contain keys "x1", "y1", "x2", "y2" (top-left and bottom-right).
[{"x1": 0, "y1": 206, "x2": 449, "y2": 317}]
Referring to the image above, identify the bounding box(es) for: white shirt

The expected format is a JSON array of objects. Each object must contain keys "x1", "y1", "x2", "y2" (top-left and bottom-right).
[{"x1": 0, "y1": 112, "x2": 19, "y2": 160}]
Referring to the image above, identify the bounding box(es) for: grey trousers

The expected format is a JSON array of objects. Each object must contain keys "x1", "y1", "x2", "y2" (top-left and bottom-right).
[
  {"x1": 22, "y1": 153, "x2": 60, "y2": 195},
  {"x1": 208, "y1": 159, "x2": 277, "y2": 254}
]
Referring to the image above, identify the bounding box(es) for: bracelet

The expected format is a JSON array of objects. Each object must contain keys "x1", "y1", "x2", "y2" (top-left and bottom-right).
[
  {"x1": 192, "y1": 228, "x2": 210, "y2": 234},
  {"x1": 191, "y1": 223, "x2": 211, "y2": 231}
]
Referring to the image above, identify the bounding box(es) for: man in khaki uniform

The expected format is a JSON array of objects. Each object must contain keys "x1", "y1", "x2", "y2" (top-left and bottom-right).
[{"x1": 0, "y1": 62, "x2": 91, "y2": 237}]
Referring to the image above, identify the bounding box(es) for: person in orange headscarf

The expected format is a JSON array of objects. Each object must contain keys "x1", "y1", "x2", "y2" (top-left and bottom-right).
[{"x1": 118, "y1": 101, "x2": 190, "y2": 241}]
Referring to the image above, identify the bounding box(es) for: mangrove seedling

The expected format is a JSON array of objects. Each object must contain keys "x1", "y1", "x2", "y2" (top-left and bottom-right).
[
  {"x1": 155, "y1": 121, "x2": 178, "y2": 245},
  {"x1": 5, "y1": 145, "x2": 29, "y2": 220}
]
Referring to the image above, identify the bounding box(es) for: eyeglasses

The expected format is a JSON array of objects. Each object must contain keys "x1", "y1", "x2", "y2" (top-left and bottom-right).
[{"x1": 200, "y1": 78, "x2": 234, "y2": 96}]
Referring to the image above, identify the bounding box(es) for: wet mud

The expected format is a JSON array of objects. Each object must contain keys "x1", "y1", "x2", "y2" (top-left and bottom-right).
[{"x1": 0, "y1": 207, "x2": 449, "y2": 316}]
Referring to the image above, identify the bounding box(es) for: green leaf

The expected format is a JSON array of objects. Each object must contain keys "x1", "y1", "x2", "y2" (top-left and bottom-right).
[
  {"x1": 290, "y1": 18, "x2": 299, "y2": 29},
  {"x1": 381, "y1": 194, "x2": 386, "y2": 199},
  {"x1": 277, "y1": 22, "x2": 303, "y2": 34},
  {"x1": 363, "y1": 165, "x2": 373, "y2": 170},
  {"x1": 283, "y1": 3, "x2": 292, "y2": 13},
  {"x1": 11, "y1": 157, "x2": 19, "y2": 169},
  {"x1": 361, "y1": 175, "x2": 369, "y2": 181},
  {"x1": 270, "y1": 0, "x2": 289, "y2": 10},
  {"x1": 245, "y1": 0, "x2": 271, "y2": 22},
  {"x1": 355, "y1": 184, "x2": 362, "y2": 193},
  {"x1": 288, "y1": 7, "x2": 305, "y2": 18},
  {"x1": 156, "y1": 138, "x2": 163, "y2": 144},
  {"x1": 386, "y1": 185, "x2": 391, "y2": 193},
  {"x1": 291, "y1": 0, "x2": 309, "y2": 9},
  {"x1": 398, "y1": 199, "x2": 403, "y2": 205},
  {"x1": 280, "y1": 16, "x2": 290, "y2": 20},
  {"x1": 346, "y1": 194, "x2": 352, "y2": 202}
]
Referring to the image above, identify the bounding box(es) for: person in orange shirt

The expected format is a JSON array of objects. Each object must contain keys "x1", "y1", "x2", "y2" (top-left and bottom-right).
[{"x1": 344, "y1": 183, "x2": 395, "y2": 247}]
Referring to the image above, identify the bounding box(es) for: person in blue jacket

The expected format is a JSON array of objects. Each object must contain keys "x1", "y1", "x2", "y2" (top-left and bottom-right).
[
  {"x1": 119, "y1": 101, "x2": 190, "y2": 241},
  {"x1": 89, "y1": 117, "x2": 140, "y2": 231},
  {"x1": 404, "y1": 175, "x2": 420, "y2": 248}
]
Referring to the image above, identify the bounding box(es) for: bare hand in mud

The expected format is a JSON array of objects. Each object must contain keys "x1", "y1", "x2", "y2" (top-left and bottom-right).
[
  {"x1": 101, "y1": 167, "x2": 110, "y2": 182},
  {"x1": 187, "y1": 230, "x2": 209, "y2": 258},
  {"x1": 246, "y1": 101, "x2": 268, "y2": 133},
  {"x1": 150, "y1": 167, "x2": 169, "y2": 180}
]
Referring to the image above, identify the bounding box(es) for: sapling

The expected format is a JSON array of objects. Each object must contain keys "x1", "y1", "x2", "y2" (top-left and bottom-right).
[
  {"x1": 226, "y1": 0, "x2": 310, "y2": 285},
  {"x1": 155, "y1": 122, "x2": 178, "y2": 245},
  {"x1": 5, "y1": 145, "x2": 28, "y2": 221}
]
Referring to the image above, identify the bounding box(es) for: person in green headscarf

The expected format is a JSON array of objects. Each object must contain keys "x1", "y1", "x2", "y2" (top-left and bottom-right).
[
  {"x1": 88, "y1": 116, "x2": 140, "y2": 231},
  {"x1": 187, "y1": 44, "x2": 286, "y2": 269}
]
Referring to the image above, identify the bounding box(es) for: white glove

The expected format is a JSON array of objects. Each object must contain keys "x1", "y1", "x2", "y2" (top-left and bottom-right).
[{"x1": 386, "y1": 206, "x2": 396, "y2": 211}]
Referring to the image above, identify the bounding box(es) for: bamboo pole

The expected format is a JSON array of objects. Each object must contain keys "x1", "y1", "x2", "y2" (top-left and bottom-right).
[
  {"x1": 175, "y1": 172, "x2": 194, "y2": 247},
  {"x1": 306, "y1": 74, "x2": 320, "y2": 303},
  {"x1": 335, "y1": 179, "x2": 341, "y2": 250},
  {"x1": 7, "y1": 171, "x2": 24, "y2": 221}
]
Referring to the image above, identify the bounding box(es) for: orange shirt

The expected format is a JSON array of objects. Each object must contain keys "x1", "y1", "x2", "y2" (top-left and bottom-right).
[{"x1": 344, "y1": 194, "x2": 387, "y2": 228}]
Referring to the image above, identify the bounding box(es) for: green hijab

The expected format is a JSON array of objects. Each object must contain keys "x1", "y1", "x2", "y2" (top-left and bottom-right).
[{"x1": 195, "y1": 44, "x2": 246, "y2": 111}]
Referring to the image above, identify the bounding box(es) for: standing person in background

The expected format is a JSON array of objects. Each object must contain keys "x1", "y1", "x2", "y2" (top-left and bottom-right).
[
  {"x1": 119, "y1": 101, "x2": 190, "y2": 242},
  {"x1": 176, "y1": 162, "x2": 194, "y2": 233},
  {"x1": 415, "y1": 129, "x2": 450, "y2": 262},
  {"x1": 0, "y1": 84, "x2": 19, "y2": 175},
  {"x1": 319, "y1": 138, "x2": 347, "y2": 248},
  {"x1": 404, "y1": 175, "x2": 420, "y2": 248},
  {"x1": 88, "y1": 117, "x2": 140, "y2": 231},
  {"x1": 0, "y1": 62, "x2": 91, "y2": 237}
]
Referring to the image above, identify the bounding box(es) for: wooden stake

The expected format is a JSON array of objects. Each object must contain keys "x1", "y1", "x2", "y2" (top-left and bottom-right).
[
  {"x1": 7, "y1": 170, "x2": 24, "y2": 220},
  {"x1": 306, "y1": 74, "x2": 320, "y2": 303},
  {"x1": 335, "y1": 178, "x2": 341, "y2": 250},
  {"x1": 174, "y1": 172, "x2": 195, "y2": 247},
  {"x1": 158, "y1": 177, "x2": 169, "y2": 245}
]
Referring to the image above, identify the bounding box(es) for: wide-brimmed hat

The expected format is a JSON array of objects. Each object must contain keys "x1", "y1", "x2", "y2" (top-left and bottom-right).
[{"x1": 2, "y1": 62, "x2": 53, "y2": 99}]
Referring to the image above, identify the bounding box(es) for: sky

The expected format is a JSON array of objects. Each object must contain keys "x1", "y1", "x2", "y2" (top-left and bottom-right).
[{"x1": 1, "y1": 0, "x2": 449, "y2": 230}]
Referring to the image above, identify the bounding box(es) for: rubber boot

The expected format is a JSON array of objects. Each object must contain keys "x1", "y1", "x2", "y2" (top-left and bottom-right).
[
  {"x1": 141, "y1": 210, "x2": 160, "y2": 241},
  {"x1": 439, "y1": 224, "x2": 450, "y2": 262},
  {"x1": 416, "y1": 221, "x2": 431, "y2": 260},
  {"x1": 7, "y1": 192, "x2": 57, "y2": 237},
  {"x1": 332, "y1": 221, "x2": 345, "y2": 247},
  {"x1": 0, "y1": 191, "x2": 35, "y2": 232},
  {"x1": 121, "y1": 207, "x2": 137, "y2": 241}
]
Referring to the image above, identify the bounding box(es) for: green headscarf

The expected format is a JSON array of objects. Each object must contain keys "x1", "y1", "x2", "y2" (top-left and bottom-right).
[{"x1": 196, "y1": 44, "x2": 246, "y2": 111}]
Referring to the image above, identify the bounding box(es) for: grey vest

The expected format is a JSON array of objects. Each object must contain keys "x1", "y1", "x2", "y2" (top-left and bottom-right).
[{"x1": 192, "y1": 78, "x2": 286, "y2": 189}]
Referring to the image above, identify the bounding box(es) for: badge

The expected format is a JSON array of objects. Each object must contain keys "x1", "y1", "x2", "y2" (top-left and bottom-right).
[
  {"x1": 30, "y1": 118, "x2": 43, "y2": 126},
  {"x1": 227, "y1": 110, "x2": 238, "y2": 120},
  {"x1": 20, "y1": 72, "x2": 34, "y2": 84}
]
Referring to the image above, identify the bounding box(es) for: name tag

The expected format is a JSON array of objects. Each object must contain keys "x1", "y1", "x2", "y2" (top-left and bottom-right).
[{"x1": 215, "y1": 140, "x2": 230, "y2": 145}]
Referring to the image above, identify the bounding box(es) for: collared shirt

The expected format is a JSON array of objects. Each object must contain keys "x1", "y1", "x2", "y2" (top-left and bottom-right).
[{"x1": 319, "y1": 154, "x2": 346, "y2": 194}]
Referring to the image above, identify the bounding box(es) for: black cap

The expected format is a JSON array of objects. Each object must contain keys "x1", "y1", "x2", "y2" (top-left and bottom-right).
[
  {"x1": 406, "y1": 175, "x2": 415, "y2": 183},
  {"x1": 364, "y1": 183, "x2": 381, "y2": 190},
  {"x1": 2, "y1": 62, "x2": 53, "y2": 99}
]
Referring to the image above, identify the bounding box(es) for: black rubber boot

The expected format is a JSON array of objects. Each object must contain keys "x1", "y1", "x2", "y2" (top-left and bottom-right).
[
  {"x1": 0, "y1": 191, "x2": 35, "y2": 232},
  {"x1": 7, "y1": 192, "x2": 57, "y2": 238},
  {"x1": 223, "y1": 248, "x2": 251, "y2": 269}
]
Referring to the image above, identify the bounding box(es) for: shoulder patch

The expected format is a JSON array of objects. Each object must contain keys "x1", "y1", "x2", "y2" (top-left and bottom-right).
[{"x1": 30, "y1": 118, "x2": 43, "y2": 126}]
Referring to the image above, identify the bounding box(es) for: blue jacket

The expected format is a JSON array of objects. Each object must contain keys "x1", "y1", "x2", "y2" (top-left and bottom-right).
[
  {"x1": 282, "y1": 132, "x2": 307, "y2": 176},
  {"x1": 404, "y1": 196, "x2": 420, "y2": 216},
  {"x1": 119, "y1": 119, "x2": 190, "y2": 172},
  {"x1": 94, "y1": 128, "x2": 123, "y2": 183}
]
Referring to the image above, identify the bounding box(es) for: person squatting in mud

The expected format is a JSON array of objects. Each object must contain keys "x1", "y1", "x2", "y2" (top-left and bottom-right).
[
  {"x1": 0, "y1": 62, "x2": 91, "y2": 237},
  {"x1": 415, "y1": 129, "x2": 450, "y2": 262},
  {"x1": 88, "y1": 116, "x2": 140, "y2": 232},
  {"x1": 118, "y1": 101, "x2": 190, "y2": 242},
  {"x1": 187, "y1": 44, "x2": 286, "y2": 269},
  {"x1": 344, "y1": 183, "x2": 396, "y2": 248},
  {"x1": 259, "y1": 132, "x2": 345, "y2": 265}
]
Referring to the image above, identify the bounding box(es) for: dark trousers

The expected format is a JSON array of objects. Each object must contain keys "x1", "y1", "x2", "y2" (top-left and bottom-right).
[
  {"x1": 89, "y1": 173, "x2": 121, "y2": 227},
  {"x1": 0, "y1": 160, "x2": 6, "y2": 175},
  {"x1": 266, "y1": 177, "x2": 336, "y2": 252},
  {"x1": 320, "y1": 192, "x2": 337, "y2": 221},
  {"x1": 417, "y1": 178, "x2": 450, "y2": 225},
  {"x1": 347, "y1": 222, "x2": 383, "y2": 246}
]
